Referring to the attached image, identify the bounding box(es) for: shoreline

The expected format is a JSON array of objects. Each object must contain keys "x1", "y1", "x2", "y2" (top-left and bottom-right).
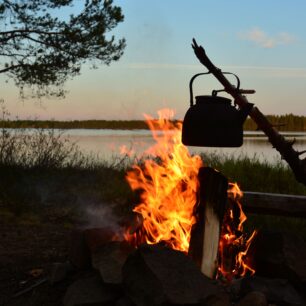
[{"x1": 1, "y1": 118, "x2": 306, "y2": 132}]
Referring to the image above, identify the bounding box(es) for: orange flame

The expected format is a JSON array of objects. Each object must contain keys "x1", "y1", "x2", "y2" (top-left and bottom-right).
[
  {"x1": 125, "y1": 109, "x2": 256, "y2": 279},
  {"x1": 218, "y1": 183, "x2": 256, "y2": 280},
  {"x1": 125, "y1": 109, "x2": 202, "y2": 252}
]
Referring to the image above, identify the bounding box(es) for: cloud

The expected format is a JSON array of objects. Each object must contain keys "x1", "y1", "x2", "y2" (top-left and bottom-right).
[
  {"x1": 122, "y1": 63, "x2": 306, "y2": 80},
  {"x1": 229, "y1": 66, "x2": 306, "y2": 78},
  {"x1": 125, "y1": 63, "x2": 197, "y2": 70},
  {"x1": 239, "y1": 28, "x2": 296, "y2": 48}
]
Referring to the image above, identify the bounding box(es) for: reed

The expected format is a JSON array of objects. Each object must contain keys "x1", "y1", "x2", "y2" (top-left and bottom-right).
[
  {"x1": 1, "y1": 120, "x2": 306, "y2": 236},
  {"x1": 200, "y1": 152, "x2": 306, "y2": 196}
]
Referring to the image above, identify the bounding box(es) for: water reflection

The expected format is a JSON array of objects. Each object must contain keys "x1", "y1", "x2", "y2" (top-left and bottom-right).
[{"x1": 64, "y1": 129, "x2": 306, "y2": 164}]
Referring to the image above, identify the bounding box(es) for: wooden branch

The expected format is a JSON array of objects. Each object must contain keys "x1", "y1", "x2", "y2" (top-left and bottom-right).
[
  {"x1": 13, "y1": 278, "x2": 47, "y2": 298},
  {"x1": 0, "y1": 64, "x2": 23, "y2": 74},
  {"x1": 242, "y1": 191, "x2": 306, "y2": 218},
  {"x1": 191, "y1": 39, "x2": 306, "y2": 186},
  {"x1": 0, "y1": 29, "x2": 61, "y2": 36},
  {"x1": 188, "y1": 167, "x2": 228, "y2": 279}
]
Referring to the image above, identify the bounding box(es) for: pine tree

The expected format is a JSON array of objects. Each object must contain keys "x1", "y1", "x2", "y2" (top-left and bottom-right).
[{"x1": 0, "y1": 0, "x2": 125, "y2": 98}]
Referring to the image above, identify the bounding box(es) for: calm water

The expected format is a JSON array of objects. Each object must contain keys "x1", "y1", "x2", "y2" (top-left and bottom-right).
[{"x1": 61, "y1": 129, "x2": 306, "y2": 164}]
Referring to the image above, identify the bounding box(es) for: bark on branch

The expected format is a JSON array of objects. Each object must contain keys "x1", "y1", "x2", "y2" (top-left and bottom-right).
[{"x1": 192, "y1": 39, "x2": 306, "y2": 186}]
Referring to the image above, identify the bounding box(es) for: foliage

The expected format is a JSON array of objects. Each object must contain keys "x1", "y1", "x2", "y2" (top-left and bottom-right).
[
  {"x1": 244, "y1": 114, "x2": 306, "y2": 131},
  {"x1": 0, "y1": 100, "x2": 88, "y2": 168},
  {"x1": 0, "y1": 0, "x2": 125, "y2": 98},
  {"x1": 1, "y1": 119, "x2": 150, "y2": 129},
  {"x1": 1, "y1": 115, "x2": 306, "y2": 130},
  {"x1": 201, "y1": 152, "x2": 306, "y2": 195},
  {"x1": 0, "y1": 127, "x2": 88, "y2": 168}
]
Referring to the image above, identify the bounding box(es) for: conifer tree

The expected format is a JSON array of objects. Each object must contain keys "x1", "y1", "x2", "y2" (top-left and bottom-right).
[{"x1": 0, "y1": 0, "x2": 125, "y2": 98}]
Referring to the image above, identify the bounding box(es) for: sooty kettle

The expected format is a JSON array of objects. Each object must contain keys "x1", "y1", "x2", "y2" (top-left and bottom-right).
[{"x1": 182, "y1": 72, "x2": 253, "y2": 147}]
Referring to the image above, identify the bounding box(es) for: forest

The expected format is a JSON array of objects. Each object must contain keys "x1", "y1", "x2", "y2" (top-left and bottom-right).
[{"x1": 1, "y1": 114, "x2": 306, "y2": 131}]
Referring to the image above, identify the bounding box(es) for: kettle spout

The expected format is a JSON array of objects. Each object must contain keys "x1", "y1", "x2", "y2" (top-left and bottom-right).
[{"x1": 238, "y1": 102, "x2": 254, "y2": 124}]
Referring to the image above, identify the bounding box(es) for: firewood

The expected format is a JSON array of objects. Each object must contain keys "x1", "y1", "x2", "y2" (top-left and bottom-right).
[
  {"x1": 243, "y1": 191, "x2": 306, "y2": 218},
  {"x1": 188, "y1": 167, "x2": 228, "y2": 279}
]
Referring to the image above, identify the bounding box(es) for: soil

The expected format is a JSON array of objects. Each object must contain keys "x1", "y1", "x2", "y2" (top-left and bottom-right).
[{"x1": 0, "y1": 220, "x2": 72, "y2": 306}]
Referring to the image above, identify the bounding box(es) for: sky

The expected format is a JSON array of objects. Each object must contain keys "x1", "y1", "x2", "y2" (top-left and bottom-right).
[{"x1": 1, "y1": 0, "x2": 306, "y2": 120}]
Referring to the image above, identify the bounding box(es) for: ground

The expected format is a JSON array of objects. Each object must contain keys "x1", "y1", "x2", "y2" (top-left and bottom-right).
[{"x1": 0, "y1": 219, "x2": 72, "y2": 306}]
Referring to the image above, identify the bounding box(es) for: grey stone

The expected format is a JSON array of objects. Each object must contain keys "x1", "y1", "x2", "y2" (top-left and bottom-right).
[
  {"x1": 92, "y1": 241, "x2": 134, "y2": 284},
  {"x1": 84, "y1": 227, "x2": 116, "y2": 253},
  {"x1": 49, "y1": 261, "x2": 74, "y2": 285},
  {"x1": 204, "y1": 292, "x2": 231, "y2": 306},
  {"x1": 254, "y1": 230, "x2": 306, "y2": 291},
  {"x1": 115, "y1": 296, "x2": 135, "y2": 306},
  {"x1": 237, "y1": 291, "x2": 267, "y2": 306},
  {"x1": 63, "y1": 273, "x2": 122, "y2": 306},
  {"x1": 69, "y1": 228, "x2": 91, "y2": 269},
  {"x1": 228, "y1": 278, "x2": 242, "y2": 300},
  {"x1": 122, "y1": 244, "x2": 222, "y2": 306},
  {"x1": 241, "y1": 276, "x2": 305, "y2": 306}
]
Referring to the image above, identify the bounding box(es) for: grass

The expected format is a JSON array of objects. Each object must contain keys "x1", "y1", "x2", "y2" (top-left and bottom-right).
[
  {"x1": 200, "y1": 152, "x2": 306, "y2": 195},
  {"x1": 199, "y1": 153, "x2": 306, "y2": 238},
  {"x1": 244, "y1": 214, "x2": 306, "y2": 238},
  {"x1": 1, "y1": 112, "x2": 306, "y2": 238}
]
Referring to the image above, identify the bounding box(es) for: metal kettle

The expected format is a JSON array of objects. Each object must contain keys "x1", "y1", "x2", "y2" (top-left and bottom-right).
[{"x1": 182, "y1": 72, "x2": 253, "y2": 147}]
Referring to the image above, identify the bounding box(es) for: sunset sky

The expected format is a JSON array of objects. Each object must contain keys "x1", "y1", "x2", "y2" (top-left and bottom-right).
[{"x1": 1, "y1": 0, "x2": 306, "y2": 120}]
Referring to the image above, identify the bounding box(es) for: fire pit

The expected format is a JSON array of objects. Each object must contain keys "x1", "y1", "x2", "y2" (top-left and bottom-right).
[
  {"x1": 62, "y1": 110, "x2": 306, "y2": 306},
  {"x1": 124, "y1": 109, "x2": 256, "y2": 281}
]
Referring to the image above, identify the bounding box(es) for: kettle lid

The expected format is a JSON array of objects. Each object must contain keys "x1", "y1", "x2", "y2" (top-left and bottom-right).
[{"x1": 195, "y1": 95, "x2": 231, "y2": 105}]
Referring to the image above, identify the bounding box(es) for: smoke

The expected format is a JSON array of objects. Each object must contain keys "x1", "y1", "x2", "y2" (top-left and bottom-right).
[{"x1": 79, "y1": 200, "x2": 126, "y2": 239}]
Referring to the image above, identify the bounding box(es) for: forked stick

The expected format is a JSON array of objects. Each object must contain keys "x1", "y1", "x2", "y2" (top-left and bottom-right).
[{"x1": 192, "y1": 39, "x2": 306, "y2": 186}]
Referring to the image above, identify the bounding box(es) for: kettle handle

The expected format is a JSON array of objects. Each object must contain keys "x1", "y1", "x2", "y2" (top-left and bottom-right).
[
  {"x1": 189, "y1": 72, "x2": 211, "y2": 106},
  {"x1": 189, "y1": 72, "x2": 241, "y2": 106}
]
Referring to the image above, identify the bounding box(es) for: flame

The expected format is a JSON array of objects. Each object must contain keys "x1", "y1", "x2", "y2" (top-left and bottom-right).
[
  {"x1": 218, "y1": 183, "x2": 256, "y2": 280},
  {"x1": 125, "y1": 109, "x2": 202, "y2": 252},
  {"x1": 124, "y1": 109, "x2": 256, "y2": 279}
]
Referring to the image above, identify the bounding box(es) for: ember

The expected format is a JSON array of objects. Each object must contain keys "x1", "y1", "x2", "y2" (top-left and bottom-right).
[
  {"x1": 219, "y1": 183, "x2": 257, "y2": 280},
  {"x1": 124, "y1": 109, "x2": 256, "y2": 280}
]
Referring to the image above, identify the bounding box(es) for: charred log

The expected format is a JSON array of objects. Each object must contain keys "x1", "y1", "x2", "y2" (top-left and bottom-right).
[{"x1": 188, "y1": 167, "x2": 228, "y2": 279}]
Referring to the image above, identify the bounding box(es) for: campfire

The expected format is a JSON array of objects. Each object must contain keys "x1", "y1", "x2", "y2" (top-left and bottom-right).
[
  {"x1": 60, "y1": 108, "x2": 306, "y2": 306},
  {"x1": 124, "y1": 108, "x2": 256, "y2": 281},
  {"x1": 59, "y1": 39, "x2": 306, "y2": 306}
]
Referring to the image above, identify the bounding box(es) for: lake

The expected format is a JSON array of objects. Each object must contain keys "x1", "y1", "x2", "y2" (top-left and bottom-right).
[{"x1": 62, "y1": 129, "x2": 306, "y2": 164}]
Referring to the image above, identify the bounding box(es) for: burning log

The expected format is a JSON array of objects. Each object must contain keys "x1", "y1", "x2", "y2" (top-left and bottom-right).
[
  {"x1": 188, "y1": 167, "x2": 228, "y2": 279},
  {"x1": 219, "y1": 184, "x2": 256, "y2": 281},
  {"x1": 188, "y1": 168, "x2": 256, "y2": 281},
  {"x1": 123, "y1": 110, "x2": 256, "y2": 280},
  {"x1": 192, "y1": 39, "x2": 306, "y2": 186}
]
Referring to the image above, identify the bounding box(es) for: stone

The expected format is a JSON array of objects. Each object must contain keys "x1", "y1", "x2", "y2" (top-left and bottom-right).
[
  {"x1": 253, "y1": 230, "x2": 306, "y2": 292},
  {"x1": 241, "y1": 276, "x2": 305, "y2": 306},
  {"x1": 228, "y1": 278, "x2": 242, "y2": 301},
  {"x1": 237, "y1": 291, "x2": 267, "y2": 306},
  {"x1": 204, "y1": 292, "x2": 231, "y2": 306},
  {"x1": 115, "y1": 296, "x2": 135, "y2": 306},
  {"x1": 92, "y1": 241, "x2": 135, "y2": 284},
  {"x1": 84, "y1": 227, "x2": 116, "y2": 253},
  {"x1": 49, "y1": 261, "x2": 75, "y2": 285},
  {"x1": 63, "y1": 272, "x2": 122, "y2": 306},
  {"x1": 69, "y1": 228, "x2": 91, "y2": 269},
  {"x1": 122, "y1": 244, "x2": 222, "y2": 306}
]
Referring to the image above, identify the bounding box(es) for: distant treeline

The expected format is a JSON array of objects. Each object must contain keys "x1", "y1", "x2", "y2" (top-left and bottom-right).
[
  {"x1": 0, "y1": 120, "x2": 149, "y2": 130},
  {"x1": 1, "y1": 114, "x2": 306, "y2": 131},
  {"x1": 243, "y1": 114, "x2": 306, "y2": 131}
]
